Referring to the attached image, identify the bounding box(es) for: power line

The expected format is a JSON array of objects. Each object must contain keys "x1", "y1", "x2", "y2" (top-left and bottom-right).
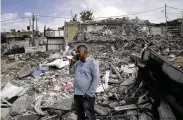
[
  {"x1": 167, "y1": 6, "x2": 183, "y2": 12},
  {"x1": 167, "y1": 12, "x2": 182, "y2": 14},
  {"x1": 93, "y1": 7, "x2": 164, "y2": 19},
  {"x1": 37, "y1": 7, "x2": 164, "y2": 20},
  {"x1": 0, "y1": 17, "x2": 30, "y2": 22},
  {"x1": 36, "y1": 15, "x2": 71, "y2": 19}
]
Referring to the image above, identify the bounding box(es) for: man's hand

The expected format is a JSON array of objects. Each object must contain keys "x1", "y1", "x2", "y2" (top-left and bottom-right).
[
  {"x1": 83, "y1": 93, "x2": 89, "y2": 99},
  {"x1": 70, "y1": 55, "x2": 79, "y2": 66},
  {"x1": 71, "y1": 58, "x2": 77, "y2": 65}
]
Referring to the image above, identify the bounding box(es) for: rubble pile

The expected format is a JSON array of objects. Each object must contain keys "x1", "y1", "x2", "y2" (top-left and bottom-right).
[
  {"x1": 77, "y1": 18, "x2": 148, "y2": 42},
  {"x1": 1, "y1": 42, "x2": 180, "y2": 120}
]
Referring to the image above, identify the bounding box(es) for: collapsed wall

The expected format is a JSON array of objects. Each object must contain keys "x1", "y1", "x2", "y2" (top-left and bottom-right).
[{"x1": 77, "y1": 17, "x2": 149, "y2": 42}]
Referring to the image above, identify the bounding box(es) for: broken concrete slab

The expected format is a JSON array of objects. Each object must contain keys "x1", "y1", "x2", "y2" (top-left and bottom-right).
[
  {"x1": 126, "y1": 110, "x2": 138, "y2": 116},
  {"x1": 1, "y1": 61, "x2": 22, "y2": 73},
  {"x1": 16, "y1": 114, "x2": 40, "y2": 120},
  {"x1": 48, "y1": 97, "x2": 74, "y2": 110},
  {"x1": 158, "y1": 101, "x2": 176, "y2": 120},
  {"x1": 108, "y1": 78, "x2": 121, "y2": 84},
  {"x1": 95, "y1": 105, "x2": 110, "y2": 116},
  {"x1": 1, "y1": 76, "x2": 14, "y2": 82},
  {"x1": 129, "y1": 115, "x2": 138, "y2": 120},
  {"x1": 10, "y1": 94, "x2": 32, "y2": 116},
  {"x1": 17, "y1": 64, "x2": 32, "y2": 78},
  {"x1": 109, "y1": 102, "x2": 119, "y2": 109},
  {"x1": 115, "y1": 104, "x2": 137, "y2": 111},
  {"x1": 1, "y1": 108, "x2": 10, "y2": 119},
  {"x1": 139, "y1": 113, "x2": 152, "y2": 120},
  {"x1": 63, "y1": 113, "x2": 77, "y2": 120}
]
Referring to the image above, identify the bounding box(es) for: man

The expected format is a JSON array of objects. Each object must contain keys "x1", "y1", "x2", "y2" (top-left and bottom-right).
[{"x1": 69, "y1": 45, "x2": 100, "y2": 120}]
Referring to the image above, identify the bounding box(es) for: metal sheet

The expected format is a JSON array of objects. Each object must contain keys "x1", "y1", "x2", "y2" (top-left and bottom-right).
[{"x1": 162, "y1": 63, "x2": 183, "y2": 84}]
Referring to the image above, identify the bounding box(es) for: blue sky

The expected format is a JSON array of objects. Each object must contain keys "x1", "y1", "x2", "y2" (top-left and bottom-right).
[
  {"x1": 1, "y1": 0, "x2": 183, "y2": 31},
  {"x1": 1, "y1": 0, "x2": 65, "y2": 17}
]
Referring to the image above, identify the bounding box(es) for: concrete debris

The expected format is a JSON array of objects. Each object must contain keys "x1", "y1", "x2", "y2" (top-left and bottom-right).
[
  {"x1": 43, "y1": 59, "x2": 69, "y2": 69},
  {"x1": 62, "y1": 113, "x2": 77, "y2": 120},
  {"x1": 10, "y1": 94, "x2": 32, "y2": 116},
  {"x1": 138, "y1": 113, "x2": 152, "y2": 120},
  {"x1": 129, "y1": 115, "x2": 138, "y2": 120},
  {"x1": 1, "y1": 23, "x2": 183, "y2": 120},
  {"x1": 119, "y1": 74, "x2": 136, "y2": 94},
  {"x1": 1, "y1": 108, "x2": 10, "y2": 119},
  {"x1": 115, "y1": 104, "x2": 137, "y2": 111},
  {"x1": 16, "y1": 114, "x2": 40, "y2": 120},
  {"x1": 49, "y1": 53, "x2": 62, "y2": 60},
  {"x1": 41, "y1": 115, "x2": 58, "y2": 120},
  {"x1": 126, "y1": 110, "x2": 138, "y2": 116},
  {"x1": 17, "y1": 64, "x2": 32, "y2": 78},
  {"x1": 95, "y1": 105, "x2": 110, "y2": 115},
  {"x1": 109, "y1": 102, "x2": 119, "y2": 109},
  {"x1": 158, "y1": 101, "x2": 176, "y2": 120},
  {"x1": 48, "y1": 97, "x2": 74, "y2": 110}
]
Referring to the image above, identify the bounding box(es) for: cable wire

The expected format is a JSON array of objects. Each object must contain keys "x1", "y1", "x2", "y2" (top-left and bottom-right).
[
  {"x1": 93, "y1": 7, "x2": 164, "y2": 19},
  {"x1": 36, "y1": 15, "x2": 71, "y2": 19},
  {"x1": 36, "y1": 7, "x2": 164, "y2": 21},
  {"x1": 167, "y1": 6, "x2": 183, "y2": 12},
  {"x1": 0, "y1": 17, "x2": 30, "y2": 22}
]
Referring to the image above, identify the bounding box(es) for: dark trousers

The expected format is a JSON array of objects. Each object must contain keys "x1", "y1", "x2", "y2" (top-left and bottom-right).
[{"x1": 74, "y1": 95, "x2": 96, "y2": 120}]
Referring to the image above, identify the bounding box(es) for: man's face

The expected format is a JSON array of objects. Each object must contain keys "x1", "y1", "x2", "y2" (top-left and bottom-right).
[{"x1": 76, "y1": 48, "x2": 86, "y2": 60}]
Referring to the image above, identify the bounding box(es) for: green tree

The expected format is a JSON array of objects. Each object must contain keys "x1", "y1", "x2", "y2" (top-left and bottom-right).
[{"x1": 80, "y1": 10, "x2": 94, "y2": 22}]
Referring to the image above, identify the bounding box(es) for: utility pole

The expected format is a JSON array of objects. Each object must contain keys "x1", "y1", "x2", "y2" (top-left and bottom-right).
[
  {"x1": 36, "y1": 17, "x2": 38, "y2": 37},
  {"x1": 164, "y1": 4, "x2": 168, "y2": 38},
  {"x1": 71, "y1": 10, "x2": 73, "y2": 20},
  {"x1": 181, "y1": 11, "x2": 183, "y2": 37},
  {"x1": 32, "y1": 13, "x2": 35, "y2": 46}
]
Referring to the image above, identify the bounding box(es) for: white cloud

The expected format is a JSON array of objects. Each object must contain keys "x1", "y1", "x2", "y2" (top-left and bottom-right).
[
  {"x1": 1, "y1": 13, "x2": 18, "y2": 21},
  {"x1": 24, "y1": 12, "x2": 32, "y2": 17},
  {"x1": 2, "y1": 0, "x2": 183, "y2": 31}
]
